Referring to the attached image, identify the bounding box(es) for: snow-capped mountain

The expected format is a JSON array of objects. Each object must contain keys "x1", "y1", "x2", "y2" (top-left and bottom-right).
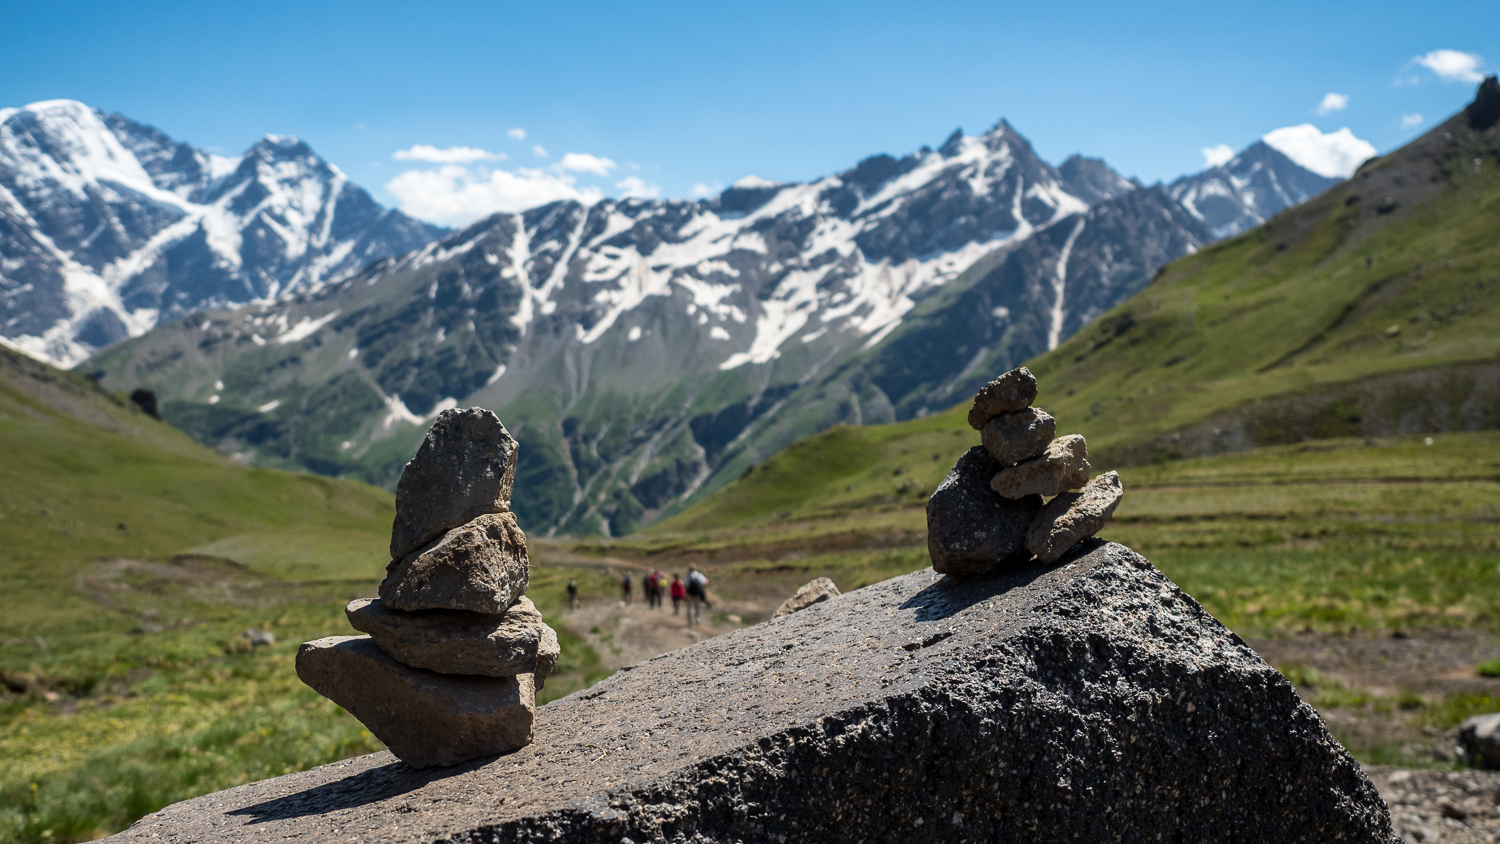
[
  {"x1": 90, "y1": 119, "x2": 1339, "y2": 535},
  {"x1": 0, "y1": 100, "x2": 443, "y2": 365},
  {"x1": 1167, "y1": 141, "x2": 1340, "y2": 239}
]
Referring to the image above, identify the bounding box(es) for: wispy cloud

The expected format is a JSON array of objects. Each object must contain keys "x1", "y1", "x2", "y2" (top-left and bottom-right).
[
  {"x1": 393, "y1": 144, "x2": 505, "y2": 164},
  {"x1": 1262, "y1": 125, "x2": 1377, "y2": 179},
  {"x1": 532, "y1": 144, "x2": 549, "y2": 158},
  {"x1": 507, "y1": 128, "x2": 526, "y2": 140},
  {"x1": 1414, "y1": 49, "x2": 1485, "y2": 83},
  {"x1": 1316, "y1": 93, "x2": 1348, "y2": 115},
  {"x1": 559, "y1": 152, "x2": 616, "y2": 175},
  {"x1": 1401, "y1": 113, "x2": 1425, "y2": 130},
  {"x1": 691, "y1": 181, "x2": 722, "y2": 198},
  {"x1": 1201, "y1": 144, "x2": 1235, "y2": 168},
  {"x1": 616, "y1": 176, "x2": 660, "y2": 199}
]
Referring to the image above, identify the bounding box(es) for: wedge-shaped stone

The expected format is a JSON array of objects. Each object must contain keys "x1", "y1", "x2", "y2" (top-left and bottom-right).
[
  {"x1": 771, "y1": 577, "x2": 841, "y2": 618},
  {"x1": 391, "y1": 407, "x2": 519, "y2": 561},
  {"x1": 980, "y1": 406, "x2": 1055, "y2": 467},
  {"x1": 381, "y1": 512, "x2": 528, "y2": 614},
  {"x1": 926, "y1": 446, "x2": 1042, "y2": 576},
  {"x1": 127, "y1": 544, "x2": 1395, "y2": 843},
  {"x1": 346, "y1": 597, "x2": 559, "y2": 685},
  {"x1": 990, "y1": 434, "x2": 1091, "y2": 499},
  {"x1": 295, "y1": 635, "x2": 533, "y2": 769},
  {"x1": 1027, "y1": 470, "x2": 1124, "y2": 563},
  {"x1": 967, "y1": 366, "x2": 1038, "y2": 430}
]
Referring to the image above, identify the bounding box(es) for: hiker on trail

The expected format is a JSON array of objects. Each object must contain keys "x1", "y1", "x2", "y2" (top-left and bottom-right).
[
  {"x1": 566, "y1": 578, "x2": 580, "y2": 610},
  {"x1": 621, "y1": 573, "x2": 634, "y2": 604},
  {"x1": 669, "y1": 573, "x2": 686, "y2": 615},
  {"x1": 686, "y1": 566, "x2": 709, "y2": 625},
  {"x1": 645, "y1": 570, "x2": 662, "y2": 609}
]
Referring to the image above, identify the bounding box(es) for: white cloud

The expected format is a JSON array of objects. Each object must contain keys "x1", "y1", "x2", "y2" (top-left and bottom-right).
[
  {"x1": 507, "y1": 128, "x2": 526, "y2": 140},
  {"x1": 1201, "y1": 144, "x2": 1235, "y2": 168},
  {"x1": 559, "y1": 152, "x2": 616, "y2": 175},
  {"x1": 1262, "y1": 124, "x2": 1377, "y2": 179},
  {"x1": 532, "y1": 144, "x2": 549, "y2": 158},
  {"x1": 691, "y1": 181, "x2": 723, "y2": 198},
  {"x1": 732, "y1": 175, "x2": 778, "y2": 189},
  {"x1": 393, "y1": 144, "x2": 505, "y2": 164},
  {"x1": 1414, "y1": 49, "x2": 1485, "y2": 83},
  {"x1": 1317, "y1": 92, "x2": 1349, "y2": 115},
  {"x1": 386, "y1": 164, "x2": 602, "y2": 227},
  {"x1": 615, "y1": 176, "x2": 660, "y2": 199},
  {"x1": 1401, "y1": 113, "x2": 1425, "y2": 130}
]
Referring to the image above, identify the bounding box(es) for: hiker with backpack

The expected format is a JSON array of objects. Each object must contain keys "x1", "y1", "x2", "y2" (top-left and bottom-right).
[{"x1": 685, "y1": 566, "x2": 709, "y2": 625}]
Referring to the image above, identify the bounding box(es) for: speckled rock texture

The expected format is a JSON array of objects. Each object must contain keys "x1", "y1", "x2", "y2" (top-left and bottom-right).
[
  {"x1": 390, "y1": 408, "x2": 518, "y2": 562},
  {"x1": 113, "y1": 542, "x2": 1395, "y2": 844},
  {"x1": 346, "y1": 597, "x2": 559, "y2": 684},
  {"x1": 1028, "y1": 470, "x2": 1125, "y2": 563},
  {"x1": 926, "y1": 446, "x2": 1042, "y2": 575},
  {"x1": 990, "y1": 433, "x2": 1091, "y2": 499},
  {"x1": 771, "y1": 577, "x2": 841, "y2": 618},
  {"x1": 966, "y1": 366, "x2": 1038, "y2": 430},
  {"x1": 381, "y1": 512, "x2": 529, "y2": 614},
  {"x1": 979, "y1": 406, "x2": 1056, "y2": 467},
  {"x1": 295, "y1": 636, "x2": 534, "y2": 770}
]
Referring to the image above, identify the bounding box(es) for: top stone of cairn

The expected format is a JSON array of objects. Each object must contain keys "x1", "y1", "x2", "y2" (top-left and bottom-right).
[
  {"x1": 390, "y1": 408, "x2": 519, "y2": 561},
  {"x1": 967, "y1": 367, "x2": 1038, "y2": 430}
]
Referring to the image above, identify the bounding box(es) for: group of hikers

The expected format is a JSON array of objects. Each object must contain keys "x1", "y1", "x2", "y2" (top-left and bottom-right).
[{"x1": 565, "y1": 567, "x2": 712, "y2": 624}]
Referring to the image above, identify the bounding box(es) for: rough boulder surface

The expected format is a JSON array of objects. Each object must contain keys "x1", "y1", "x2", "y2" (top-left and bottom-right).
[
  {"x1": 979, "y1": 406, "x2": 1056, "y2": 466},
  {"x1": 990, "y1": 433, "x2": 1091, "y2": 499},
  {"x1": 926, "y1": 446, "x2": 1042, "y2": 575},
  {"x1": 115, "y1": 542, "x2": 1395, "y2": 843},
  {"x1": 771, "y1": 577, "x2": 841, "y2": 617},
  {"x1": 381, "y1": 512, "x2": 529, "y2": 614},
  {"x1": 295, "y1": 636, "x2": 534, "y2": 770},
  {"x1": 966, "y1": 366, "x2": 1038, "y2": 430},
  {"x1": 1027, "y1": 470, "x2": 1125, "y2": 563},
  {"x1": 346, "y1": 597, "x2": 559, "y2": 683},
  {"x1": 389, "y1": 408, "x2": 519, "y2": 561}
]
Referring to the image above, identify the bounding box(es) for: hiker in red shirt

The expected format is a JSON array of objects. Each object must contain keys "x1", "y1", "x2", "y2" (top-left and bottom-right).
[{"x1": 669, "y1": 573, "x2": 686, "y2": 615}]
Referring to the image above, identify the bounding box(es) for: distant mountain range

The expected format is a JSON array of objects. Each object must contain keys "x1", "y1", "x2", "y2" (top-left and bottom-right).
[
  {"x1": 0, "y1": 100, "x2": 444, "y2": 365},
  {"x1": 78, "y1": 105, "x2": 1342, "y2": 535}
]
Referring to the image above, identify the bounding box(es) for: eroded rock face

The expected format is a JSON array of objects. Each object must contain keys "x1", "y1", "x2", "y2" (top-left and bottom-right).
[
  {"x1": 380, "y1": 512, "x2": 529, "y2": 614},
  {"x1": 772, "y1": 577, "x2": 841, "y2": 618},
  {"x1": 990, "y1": 434, "x2": 1091, "y2": 499},
  {"x1": 980, "y1": 407, "x2": 1056, "y2": 467},
  {"x1": 926, "y1": 446, "x2": 1042, "y2": 576},
  {"x1": 1027, "y1": 470, "x2": 1124, "y2": 563},
  {"x1": 118, "y1": 543, "x2": 1395, "y2": 844},
  {"x1": 346, "y1": 597, "x2": 559, "y2": 685},
  {"x1": 967, "y1": 367, "x2": 1038, "y2": 430},
  {"x1": 389, "y1": 407, "x2": 518, "y2": 562},
  {"x1": 294, "y1": 636, "x2": 533, "y2": 770}
]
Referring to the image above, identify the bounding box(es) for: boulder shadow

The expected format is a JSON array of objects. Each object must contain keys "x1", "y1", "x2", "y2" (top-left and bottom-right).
[
  {"x1": 228, "y1": 755, "x2": 491, "y2": 823},
  {"x1": 901, "y1": 540, "x2": 1104, "y2": 621}
]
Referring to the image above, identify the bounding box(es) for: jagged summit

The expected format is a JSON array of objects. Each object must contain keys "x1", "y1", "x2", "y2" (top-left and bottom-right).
[{"x1": 1467, "y1": 74, "x2": 1500, "y2": 130}]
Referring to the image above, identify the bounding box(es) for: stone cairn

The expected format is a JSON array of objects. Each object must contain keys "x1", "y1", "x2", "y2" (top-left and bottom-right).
[
  {"x1": 296, "y1": 408, "x2": 559, "y2": 769},
  {"x1": 927, "y1": 366, "x2": 1124, "y2": 574}
]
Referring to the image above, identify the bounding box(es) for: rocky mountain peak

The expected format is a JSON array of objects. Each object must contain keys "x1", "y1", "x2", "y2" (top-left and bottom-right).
[{"x1": 1466, "y1": 75, "x2": 1500, "y2": 130}]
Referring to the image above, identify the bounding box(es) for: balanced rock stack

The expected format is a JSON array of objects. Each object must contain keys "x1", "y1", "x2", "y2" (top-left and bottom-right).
[
  {"x1": 296, "y1": 408, "x2": 559, "y2": 769},
  {"x1": 928, "y1": 367, "x2": 1124, "y2": 574}
]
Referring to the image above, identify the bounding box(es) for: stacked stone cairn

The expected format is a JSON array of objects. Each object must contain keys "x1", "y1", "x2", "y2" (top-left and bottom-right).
[
  {"x1": 927, "y1": 367, "x2": 1125, "y2": 575},
  {"x1": 296, "y1": 408, "x2": 559, "y2": 769}
]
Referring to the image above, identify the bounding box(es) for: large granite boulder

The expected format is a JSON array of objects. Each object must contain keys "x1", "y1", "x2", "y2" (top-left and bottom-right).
[
  {"x1": 112, "y1": 542, "x2": 1395, "y2": 843},
  {"x1": 926, "y1": 446, "x2": 1042, "y2": 575},
  {"x1": 390, "y1": 407, "x2": 519, "y2": 561}
]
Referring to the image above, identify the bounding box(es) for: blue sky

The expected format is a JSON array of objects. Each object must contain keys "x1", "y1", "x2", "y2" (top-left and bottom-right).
[{"x1": 4, "y1": 0, "x2": 1495, "y2": 226}]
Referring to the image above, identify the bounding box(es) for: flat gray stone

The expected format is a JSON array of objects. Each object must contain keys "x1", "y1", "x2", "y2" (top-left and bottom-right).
[
  {"x1": 967, "y1": 366, "x2": 1038, "y2": 430},
  {"x1": 926, "y1": 446, "x2": 1042, "y2": 576},
  {"x1": 293, "y1": 636, "x2": 533, "y2": 770},
  {"x1": 1459, "y1": 712, "x2": 1500, "y2": 769},
  {"x1": 380, "y1": 512, "x2": 529, "y2": 614},
  {"x1": 390, "y1": 407, "x2": 518, "y2": 562},
  {"x1": 990, "y1": 434, "x2": 1091, "y2": 499},
  {"x1": 771, "y1": 577, "x2": 840, "y2": 618},
  {"x1": 980, "y1": 406, "x2": 1056, "y2": 466},
  {"x1": 346, "y1": 597, "x2": 559, "y2": 685},
  {"x1": 1027, "y1": 470, "x2": 1124, "y2": 563},
  {"x1": 114, "y1": 543, "x2": 1395, "y2": 843}
]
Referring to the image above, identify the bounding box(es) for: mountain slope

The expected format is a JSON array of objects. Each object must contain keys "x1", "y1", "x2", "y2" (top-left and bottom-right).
[
  {"x1": 89, "y1": 117, "x2": 1341, "y2": 535},
  {"x1": 0, "y1": 100, "x2": 443, "y2": 366}
]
